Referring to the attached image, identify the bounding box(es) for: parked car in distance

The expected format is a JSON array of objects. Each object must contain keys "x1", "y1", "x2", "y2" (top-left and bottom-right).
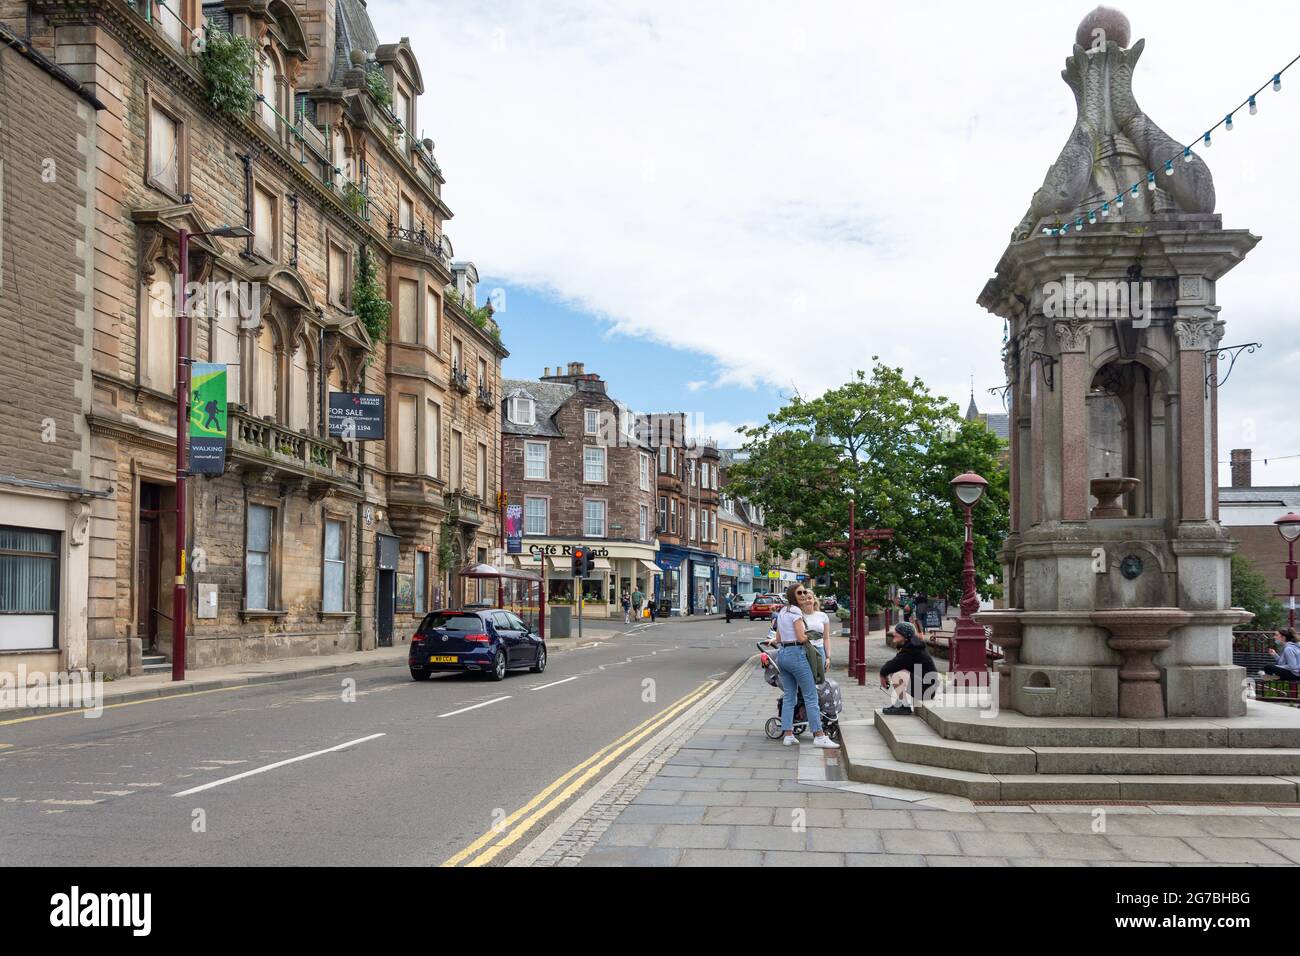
[
  {"x1": 820, "y1": 596, "x2": 839, "y2": 613},
  {"x1": 409, "y1": 608, "x2": 546, "y2": 682},
  {"x1": 727, "y1": 594, "x2": 752, "y2": 616},
  {"x1": 748, "y1": 594, "x2": 784, "y2": 620}
]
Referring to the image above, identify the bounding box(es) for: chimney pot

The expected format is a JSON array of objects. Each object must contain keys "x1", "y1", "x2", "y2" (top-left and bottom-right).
[{"x1": 1230, "y1": 449, "x2": 1252, "y2": 489}]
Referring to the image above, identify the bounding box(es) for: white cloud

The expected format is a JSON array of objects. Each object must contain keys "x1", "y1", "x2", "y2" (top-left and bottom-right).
[{"x1": 375, "y1": 0, "x2": 1300, "y2": 483}]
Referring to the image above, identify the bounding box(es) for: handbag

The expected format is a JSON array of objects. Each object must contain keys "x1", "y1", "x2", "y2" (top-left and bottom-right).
[{"x1": 804, "y1": 631, "x2": 825, "y2": 684}]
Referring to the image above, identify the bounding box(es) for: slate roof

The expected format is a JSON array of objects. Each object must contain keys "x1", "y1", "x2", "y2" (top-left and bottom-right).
[
  {"x1": 330, "y1": 0, "x2": 380, "y2": 87},
  {"x1": 500, "y1": 379, "x2": 572, "y2": 438},
  {"x1": 1218, "y1": 486, "x2": 1300, "y2": 508}
]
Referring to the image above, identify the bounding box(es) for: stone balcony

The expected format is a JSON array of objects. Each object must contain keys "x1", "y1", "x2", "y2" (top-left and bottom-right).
[
  {"x1": 229, "y1": 409, "x2": 361, "y2": 496},
  {"x1": 445, "y1": 489, "x2": 484, "y2": 527},
  {"x1": 387, "y1": 474, "x2": 449, "y2": 543}
]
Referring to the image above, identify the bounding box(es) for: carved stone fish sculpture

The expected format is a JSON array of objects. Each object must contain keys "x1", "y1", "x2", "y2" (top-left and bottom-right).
[{"x1": 1012, "y1": 6, "x2": 1215, "y2": 241}]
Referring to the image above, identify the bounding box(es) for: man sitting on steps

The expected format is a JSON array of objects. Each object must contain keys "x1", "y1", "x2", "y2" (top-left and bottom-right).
[{"x1": 879, "y1": 622, "x2": 937, "y2": 716}]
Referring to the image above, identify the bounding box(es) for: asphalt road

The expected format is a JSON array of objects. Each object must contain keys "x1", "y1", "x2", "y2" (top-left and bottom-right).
[{"x1": 0, "y1": 616, "x2": 775, "y2": 866}]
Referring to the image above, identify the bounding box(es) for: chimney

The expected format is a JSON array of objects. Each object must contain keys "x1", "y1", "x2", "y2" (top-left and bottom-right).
[
  {"x1": 1230, "y1": 449, "x2": 1252, "y2": 488},
  {"x1": 543, "y1": 367, "x2": 550, "y2": 377}
]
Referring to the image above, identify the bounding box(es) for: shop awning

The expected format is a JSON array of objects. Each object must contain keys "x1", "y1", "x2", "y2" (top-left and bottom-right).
[
  {"x1": 590, "y1": 556, "x2": 612, "y2": 572},
  {"x1": 638, "y1": 559, "x2": 663, "y2": 576}
]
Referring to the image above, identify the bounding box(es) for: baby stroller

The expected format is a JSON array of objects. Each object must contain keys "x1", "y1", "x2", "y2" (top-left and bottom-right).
[{"x1": 757, "y1": 643, "x2": 842, "y2": 742}]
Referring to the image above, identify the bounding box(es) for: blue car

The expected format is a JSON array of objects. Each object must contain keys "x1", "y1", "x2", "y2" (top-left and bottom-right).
[{"x1": 409, "y1": 609, "x2": 546, "y2": 682}]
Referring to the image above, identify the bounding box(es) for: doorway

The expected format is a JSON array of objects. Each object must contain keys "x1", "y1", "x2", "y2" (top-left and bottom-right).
[
  {"x1": 136, "y1": 481, "x2": 176, "y2": 656},
  {"x1": 376, "y1": 533, "x2": 399, "y2": 647}
]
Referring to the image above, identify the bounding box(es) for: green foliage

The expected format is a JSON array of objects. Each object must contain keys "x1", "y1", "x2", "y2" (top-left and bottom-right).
[
  {"x1": 1231, "y1": 554, "x2": 1286, "y2": 631},
  {"x1": 342, "y1": 181, "x2": 367, "y2": 217},
  {"x1": 444, "y1": 285, "x2": 500, "y2": 341},
  {"x1": 200, "y1": 27, "x2": 257, "y2": 118},
  {"x1": 437, "y1": 519, "x2": 456, "y2": 575},
  {"x1": 352, "y1": 246, "x2": 391, "y2": 346},
  {"x1": 726, "y1": 360, "x2": 1009, "y2": 608},
  {"x1": 366, "y1": 70, "x2": 393, "y2": 110}
]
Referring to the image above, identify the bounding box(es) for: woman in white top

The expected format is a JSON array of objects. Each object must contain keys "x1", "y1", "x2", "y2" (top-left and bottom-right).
[
  {"x1": 766, "y1": 583, "x2": 839, "y2": 749},
  {"x1": 797, "y1": 587, "x2": 831, "y2": 667}
]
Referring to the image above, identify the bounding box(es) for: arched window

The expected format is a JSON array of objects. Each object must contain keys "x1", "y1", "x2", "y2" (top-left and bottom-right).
[
  {"x1": 260, "y1": 49, "x2": 280, "y2": 129},
  {"x1": 142, "y1": 265, "x2": 175, "y2": 393},
  {"x1": 289, "y1": 343, "x2": 311, "y2": 432},
  {"x1": 328, "y1": 359, "x2": 345, "y2": 393},
  {"x1": 254, "y1": 322, "x2": 280, "y2": 419},
  {"x1": 332, "y1": 126, "x2": 352, "y2": 182}
]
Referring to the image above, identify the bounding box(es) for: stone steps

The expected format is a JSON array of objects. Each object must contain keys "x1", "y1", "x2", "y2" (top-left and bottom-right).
[
  {"x1": 877, "y1": 711, "x2": 1300, "y2": 777},
  {"x1": 919, "y1": 700, "x2": 1300, "y2": 750},
  {"x1": 840, "y1": 718, "x2": 1300, "y2": 803}
]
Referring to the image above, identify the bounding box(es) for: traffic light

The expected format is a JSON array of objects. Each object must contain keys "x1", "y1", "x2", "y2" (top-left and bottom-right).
[
  {"x1": 816, "y1": 557, "x2": 831, "y2": 589},
  {"x1": 572, "y1": 547, "x2": 587, "y2": 578}
]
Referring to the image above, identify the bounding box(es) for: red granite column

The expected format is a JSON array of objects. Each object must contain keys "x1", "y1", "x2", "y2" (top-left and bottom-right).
[
  {"x1": 1176, "y1": 320, "x2": 1211, "y2": 522},
  {"x1": 1055, "y1": 321, "x2": 1092, "y2": 521}
]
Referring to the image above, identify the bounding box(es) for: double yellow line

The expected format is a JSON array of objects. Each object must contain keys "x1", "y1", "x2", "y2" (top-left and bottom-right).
[{"x1": 442, "y1": 679, "x2": 718, "y2": 867}]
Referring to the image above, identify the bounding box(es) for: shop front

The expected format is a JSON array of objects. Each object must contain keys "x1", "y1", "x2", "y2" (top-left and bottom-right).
[
  {"x1": 655, "y1": 546, "x2": 687, "y2": 616},
  {"x1": 506, "y1": 539, "x2": 660, "y2": 620},
  {"x1": 686, "y1": 550, "x2": 718, "y2": 614},
  {"x1": 718, "y1": 558, "x2": 740, "y2": 598}
]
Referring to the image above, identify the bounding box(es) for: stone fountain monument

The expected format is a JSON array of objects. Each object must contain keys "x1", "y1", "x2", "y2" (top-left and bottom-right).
[
  {"x1": 976, "y1": 6, "x2": 1259, "y2": 720},
  {"x1": 840, "y1": 9, "x2": 1300, "y2": 805}
]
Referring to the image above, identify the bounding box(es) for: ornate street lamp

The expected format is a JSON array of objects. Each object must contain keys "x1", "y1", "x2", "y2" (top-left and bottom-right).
[
  {"x1": 949, "y1": 472, "x2": 989, "y2": 677},
  {"x1": 1275, "y1": 512, "x2": 1300, "y2": 629}
]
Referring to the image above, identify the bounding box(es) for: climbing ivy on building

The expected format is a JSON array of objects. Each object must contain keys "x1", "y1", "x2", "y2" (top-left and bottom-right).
[
  {"x1": 200, "y1": 27, "x2": 257, "y2": 118},
  {"x1": 365, "y1": 69, "x2": 393, "y2": 110},
  {"x1": 352, "y1": 246, "x2": 391, "y2": 347}
]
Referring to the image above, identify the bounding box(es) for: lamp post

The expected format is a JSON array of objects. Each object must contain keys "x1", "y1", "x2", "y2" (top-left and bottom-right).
[
  {"x1": 1275, "y1": 512, "x2": 1300, "y2": 629},
  {"x1": 171, "y1": 224, "x2": 253, "y2": 682},
  {"x1": 949, "y1": 471, "x2": 989, "y2": 677}
]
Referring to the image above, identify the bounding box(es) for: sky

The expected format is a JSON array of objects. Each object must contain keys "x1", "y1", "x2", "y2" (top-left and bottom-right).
[{"x1": 371, "y1": 0, "x2": 1300, "y2": 483}]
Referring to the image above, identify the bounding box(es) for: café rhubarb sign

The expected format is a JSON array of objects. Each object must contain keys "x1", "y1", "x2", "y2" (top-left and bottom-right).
[{"x1": 190, "y1": 363, "x2": 227, "y2": 475}]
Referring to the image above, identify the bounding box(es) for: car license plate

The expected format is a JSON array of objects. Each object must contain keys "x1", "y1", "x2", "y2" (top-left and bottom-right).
[{"x1": 428, "y1": 655, "x2": 457, "y2": 663}]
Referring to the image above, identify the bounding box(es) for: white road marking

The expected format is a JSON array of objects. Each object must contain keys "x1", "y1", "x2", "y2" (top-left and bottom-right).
[
  {"x1": 530, "y1": 677, "x2": 579, "y2": 691},
  {"x1": 436, "y1": 696, "x2": 511, "y2": 718},
  {"x1": 172, "y1": 733, "x2": 386, "y2": 797}
]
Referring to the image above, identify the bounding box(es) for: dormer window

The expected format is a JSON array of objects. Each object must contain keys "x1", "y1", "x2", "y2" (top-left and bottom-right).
[{"x1": 507, "y1": 392, "x2": 535, "y2": 426}]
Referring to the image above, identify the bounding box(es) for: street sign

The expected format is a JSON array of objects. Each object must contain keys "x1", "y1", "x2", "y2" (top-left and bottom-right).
[
  {"x1": 328, "y1": 392, "x2": 385, "y2": 440},
  {"x1": 190, "y1": 363, "x2": 227, "y2": 475},
  {"x1": 505, "y1": 505, "x2": 522, "y2": 554}
]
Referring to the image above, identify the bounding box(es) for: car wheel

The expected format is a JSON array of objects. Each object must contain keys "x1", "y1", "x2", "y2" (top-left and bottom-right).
[
  {"x1": 410, "y1": 667, "x2": 431, "y2": 682},
  {"x1": 530, "y1": 645, "x2": 547, "y2": 673},
  {"x1": 486, "y1": 650, "x2": 507, "y2": 681}
]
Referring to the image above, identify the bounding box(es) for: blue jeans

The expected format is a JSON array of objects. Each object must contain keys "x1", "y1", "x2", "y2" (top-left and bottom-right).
[{"x1": 776, "y1": 644, "x2": 823, "y2": 734}]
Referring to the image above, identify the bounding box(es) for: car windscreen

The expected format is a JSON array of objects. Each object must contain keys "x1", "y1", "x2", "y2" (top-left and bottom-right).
[{"x1": 418, "y1": 612, "x2": 485, "y2": 632}]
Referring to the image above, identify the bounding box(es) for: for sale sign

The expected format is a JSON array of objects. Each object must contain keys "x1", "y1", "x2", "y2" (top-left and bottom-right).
[{"x1": 328, "y1": 392, "x2": 385, "y2": 440}]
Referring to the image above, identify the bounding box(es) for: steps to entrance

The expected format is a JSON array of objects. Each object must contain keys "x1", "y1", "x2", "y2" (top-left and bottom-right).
[
  {"x1": 838, "y1": 703, "x2": 1300, "y2": 804},
  {"x1": 141, "y1": 654, "x2": 169, "y2": 674}
]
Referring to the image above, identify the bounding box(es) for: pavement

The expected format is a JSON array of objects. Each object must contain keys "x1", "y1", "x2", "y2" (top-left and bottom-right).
[{"x1": 520, "y1": 629, "x2": 1300, "y2": 867}]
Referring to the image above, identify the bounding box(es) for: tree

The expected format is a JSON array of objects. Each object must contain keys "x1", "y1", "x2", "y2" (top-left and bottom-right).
[
  {"x1": 1230, "y1": 554, "x2": 1286, "y2": 631},
  {"x1": 726, "y1": 360, "x2": 1008, "y2": 608}
]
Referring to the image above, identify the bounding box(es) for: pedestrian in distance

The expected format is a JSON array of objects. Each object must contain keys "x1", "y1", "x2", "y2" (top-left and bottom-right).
[
  {"x1": 621, "y1": 590, "x2": 631, "y2": 624},
  {"x1": 1263, "y1": 627, "x2": 1300, "y2": 681},
  {"x1": 648, "y1": 597, "x2": 658, "y2": 622},
  {"x1": 914, "y1": 591, "x2": 929, "y2": 636},
  {"x1": 879, "y1": 621, "x2": 937, "y2": 716},
  {"x1": 766, "y1": 583, "x2": 839, "y2": 749},
  {"x1": 631, "y1": 587, "x2": 644, "y2": 620}
]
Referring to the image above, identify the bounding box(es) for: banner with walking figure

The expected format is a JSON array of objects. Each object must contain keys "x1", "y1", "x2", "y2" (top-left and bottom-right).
[{"x1": 190, "y1": 363, "x2": 228, "y2": 475}]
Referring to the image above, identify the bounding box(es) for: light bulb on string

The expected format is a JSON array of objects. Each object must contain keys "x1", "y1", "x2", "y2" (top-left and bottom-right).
[
  {"x1": 1225, "y1": 113, "x2": 1234, "y2": 131},
  {"x1": 1204, "y1": 131, "x2": 1212, "y2": 147},
  {"x1": 1183, "y1": 147, "x2": 1193, "y2": 163},
  {"x1": 1101, "y1": 202, "x2": 1110, "y2": 217},
  {"x1": 1130, "y1": 183, "x2": 1140, "y2": 197},
  {"x1": 1164, "y1": 159, "x2": 1174, "y2": 176},
  {"x1": 1116, "y1": 193, "x2": 1126, "y2": 209},
  {"x1": 1147, "y1": 171, "x2": 1157, "y2": 190},
  {"x1": 1088, "y1": 210, "x2": 1097, "y2": 225},
  {"x1": 1273, "y1": 74, "x2": 1282, "y2": 92},
  {"x1": 1075, "y1": 216, "x2": 1085, "y2": 231},
  {"x1": 1249, "y1": 95, "x2": 1258, "y2": 115}
]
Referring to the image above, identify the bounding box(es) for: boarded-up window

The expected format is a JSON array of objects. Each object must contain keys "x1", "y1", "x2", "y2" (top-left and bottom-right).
[
  {"x1": 149, "y1": 103, "x2": 179, "y2": 194},
  {"x1": 477, "y1": 442, "x2": 488, "y2": 499},
  {"x1": 425, "y1": 400, "x2": 440, "y2": 477},
  {"x1": 254, "y1": 324, "x2": 278, "y2": 419},
  {"x1": 450, "y1": 430, "x2": 462, "y2": 491},
  {"x1": 260, "y1": 55, "x2": 277, "y2": 127},
  {"x1": 397, "y1": 395, "x2": 417, "y2": 474},
  {"x1": 399, "y1": 194, "x2": 413, "y2": 232},
  {"x1": 398, "y1": 278, "x2": 418, "y2": 343},
  {"x1": 328, "y1": 244, "x2": 347, "y2": 307},
  {"x1": 394, "y1": 86, "x2": 409, "y2": 151},
  {"x1": 425, "y1": 287, "x2": 439, "y2": 350},
  {"x1": 289, "y1": 346, "x2": 309, "y2": 431},
  {"x1": 143, "y1": 271, "x2": 175, "y2": 392},
  {"x1": 213, "y1": 290, "x2": 241, "y2": 403},
  {"x1": 253, "y1": 186, "x2": 276, "y2": 259}
]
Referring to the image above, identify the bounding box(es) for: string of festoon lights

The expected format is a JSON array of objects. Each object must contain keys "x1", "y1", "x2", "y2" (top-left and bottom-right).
[{"x1": 1044, "y1": 50, "x2": 1300, "y2": 236}]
